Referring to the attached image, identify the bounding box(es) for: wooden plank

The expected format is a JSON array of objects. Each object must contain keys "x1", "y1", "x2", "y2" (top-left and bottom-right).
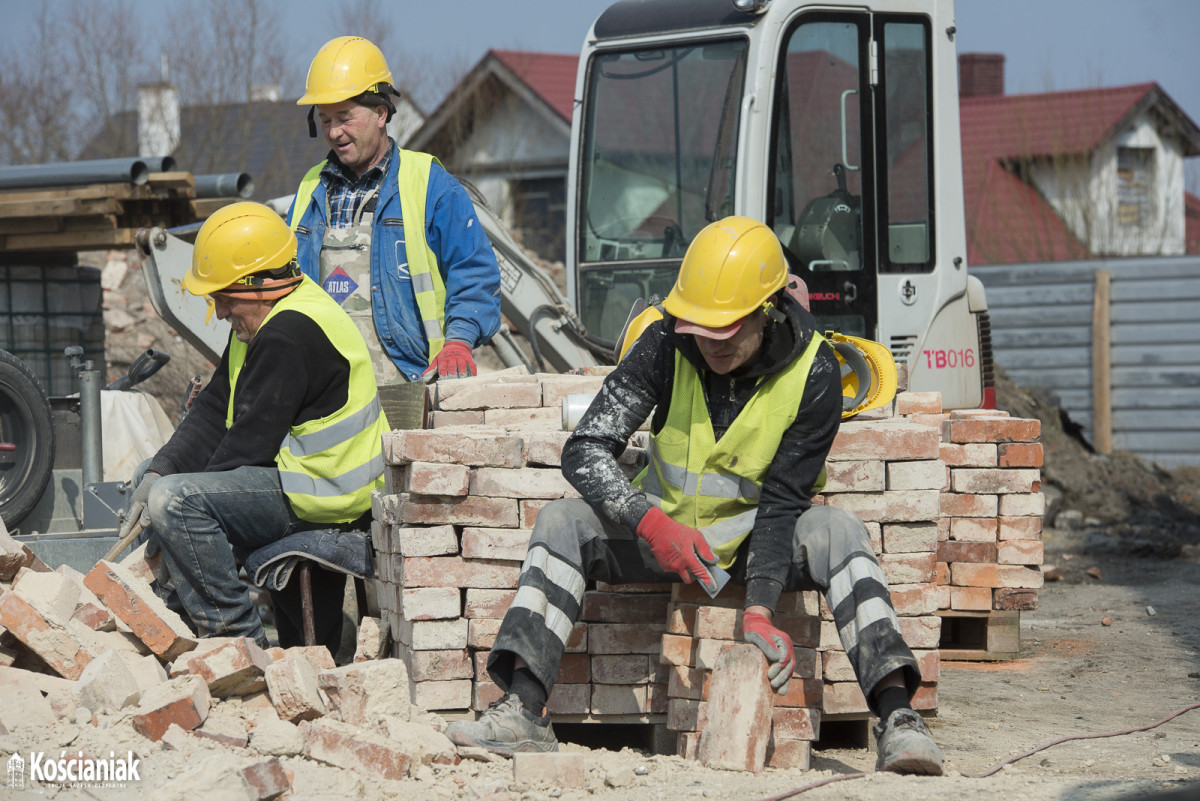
[
  {"x1": 0, "y1": 217, "x2": 64, "y2": 235},
  {"x1": 1091, "y1": 270, "x2": 1112, "y2": 455},
  {"x1": 0, "y1": 196, "x2": 122, "y2": 219},
  {"x1": 147, "y1": 171, "x2": 195, "y2": 189},
  {"x1": 0, "y1": 183, "x2": 141, "y2": 203},
  {"x1": 189, "y1": 198, "x2": 236, "y2": 219},
  {"x1": 0, "y1": 227, "x2": 137, "y2": 252}
]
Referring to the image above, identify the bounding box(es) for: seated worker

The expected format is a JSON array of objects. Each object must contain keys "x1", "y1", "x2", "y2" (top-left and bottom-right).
[
  {"x1": 445, "y1": 216, "x2": 944, "y2": 775},
  {"x1": 117, "y1": 201, "x2": 388, "y2": 654}
]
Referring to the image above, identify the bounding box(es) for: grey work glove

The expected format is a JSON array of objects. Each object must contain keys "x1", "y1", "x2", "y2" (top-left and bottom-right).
[
  {"x1": 742, "y1": 609, "x2": 795, "y2": 694},
  {"x1": 118, "y1": 471, "x2": 161, "y2": 541}
]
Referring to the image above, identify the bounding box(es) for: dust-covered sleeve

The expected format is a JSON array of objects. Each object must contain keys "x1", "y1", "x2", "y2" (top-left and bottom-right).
[
  {"x1": 743, "y1": 341, "x2": 843, "y2": 612},
  {"x1": 560, "y1": 321, "x2": 673, "y2": 531}
]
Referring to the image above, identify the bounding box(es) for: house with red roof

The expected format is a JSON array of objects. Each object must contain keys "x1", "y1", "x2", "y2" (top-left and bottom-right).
[
  {"x1": 411, "y1": 48, "x2": 1200, "y2": 267},
  {"x1": 958, "y1": 54, "x2": 1200, "y2": 265}
]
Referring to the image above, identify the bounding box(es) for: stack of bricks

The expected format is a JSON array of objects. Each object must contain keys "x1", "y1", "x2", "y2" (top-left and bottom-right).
[
  {"x1": 371, "y1": 367, "x2": 678, "y2": 718},
  {"x1": 661, "y1": 584, "x2": 822, "y2": 768},
  {"x1": 899, "y1": 393, "x2": 1045, "y2": 660},
  {"x1": 369, "y1": 367, "x2": 1043, "y2": 739}
]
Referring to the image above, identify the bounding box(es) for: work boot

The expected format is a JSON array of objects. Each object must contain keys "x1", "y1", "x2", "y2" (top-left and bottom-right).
[
  {"x1": 445, "y1": 693, "x2": 558, "y2": 756},
  {"x1": 874, "y1": 708, "x2": 944, "y2": 775}
]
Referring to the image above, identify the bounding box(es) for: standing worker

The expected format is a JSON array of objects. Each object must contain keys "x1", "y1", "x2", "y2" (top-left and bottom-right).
[
  {"x1": 289, "y1": 36, "x2": 501, "y2": 384},
  {"x1": 118, "y1": 202, "x2": 388, "y2": 653},
  {"x1": 446, "y1": 217, "x2": 944, "y2": 775}
]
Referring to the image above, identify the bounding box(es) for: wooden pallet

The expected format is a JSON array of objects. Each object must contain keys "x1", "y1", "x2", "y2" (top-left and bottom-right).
[{"x1": 938, "y1": 609, "x2": 1021, "y2": 661}]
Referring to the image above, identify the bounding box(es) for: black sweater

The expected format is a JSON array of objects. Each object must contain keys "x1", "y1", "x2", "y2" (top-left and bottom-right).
[
  {"x1": 561, "y1": 293, "x2": 842, "y2": 612},
  {"x1": 150, "y1": 309, "x2": 351, "y2": 477}
]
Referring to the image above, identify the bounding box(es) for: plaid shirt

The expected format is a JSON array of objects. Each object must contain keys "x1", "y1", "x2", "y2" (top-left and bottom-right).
[{"x1": 320, "y1": 146, "x2": 393, "y2": 229}]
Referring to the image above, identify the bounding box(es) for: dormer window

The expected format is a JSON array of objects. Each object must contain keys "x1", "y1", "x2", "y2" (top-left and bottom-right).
[{"x1": 1116, "y1": 146, "x2": 1154, "y2": 228}]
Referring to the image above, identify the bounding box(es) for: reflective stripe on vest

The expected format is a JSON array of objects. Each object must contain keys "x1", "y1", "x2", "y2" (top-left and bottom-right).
[
  {"x1": 633, "y1": 333, "x2": 826, "y2": 569},
  {"x1": 226, "y1": 277, "x2": 388, "y2": 523},
  {"x1": 289, "y1": 150, "x2": 448, "y2": 364}
]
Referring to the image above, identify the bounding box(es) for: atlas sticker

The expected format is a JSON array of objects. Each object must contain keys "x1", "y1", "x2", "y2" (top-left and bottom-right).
[{"x1": 322, "y1": 267, "x2": 359, "y2": 305}]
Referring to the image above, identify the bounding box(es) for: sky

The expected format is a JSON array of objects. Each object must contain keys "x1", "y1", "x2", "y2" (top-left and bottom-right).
[{"x1": 2, "y1": 0, "x2": 1197, "y2": 146}]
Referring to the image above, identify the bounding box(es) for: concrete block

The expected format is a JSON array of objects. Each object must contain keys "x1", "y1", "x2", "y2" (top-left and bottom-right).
[
  {"x1": 697, "y1": 644, "x2": 773, "y2": 771},
  {"x1": 132, "y1": 675, "x2": 211, "y2": 741},
  {"x1": 83, "y1": 560, "x2": 197, "y2": 661}
]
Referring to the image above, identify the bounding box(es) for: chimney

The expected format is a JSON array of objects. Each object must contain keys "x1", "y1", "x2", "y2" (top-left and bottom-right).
[
  {"x1": 251, "y1": 84, "x2": 281, "y2": 102},
  {"x1": 959, "y1": 53, "x2": 1005, "y2": 98},
  {"x1": 139, "y1": 56, "x2": 179, "y2": 158}
]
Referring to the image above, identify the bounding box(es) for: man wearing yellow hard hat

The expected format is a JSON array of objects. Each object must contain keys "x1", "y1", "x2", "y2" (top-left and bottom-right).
[
  {"x1": 289, "y1": 36, "x2": 501, "y2": 384},
  {"x1": 117, "y1": 202, "x2": 388, "y2": 654},
  {"x1": 447, "y1": 217, "x2": 943, "y2": 776}
]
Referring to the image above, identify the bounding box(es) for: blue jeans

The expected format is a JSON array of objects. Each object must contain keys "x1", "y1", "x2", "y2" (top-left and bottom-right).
[{"x1": 141, "y1": 463, "x2": 312, "y2": 647}]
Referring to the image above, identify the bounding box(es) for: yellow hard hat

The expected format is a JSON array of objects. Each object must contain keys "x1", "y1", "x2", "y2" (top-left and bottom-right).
[
  {"x1": 828, "y1": 332, "x2": 898, "y2": 418},
  {"x1": 184, "y1": 202, "x2": 298, "y2": 297},
  {"x1": 662, "y1": 216, "x2": 787, "y2": 335},
  {"x1": 297, "y1": 36, "x2": 393, "y2": 106},
  {"x1": 616, "y1": 303, "x2": 664, "y2": 362}
]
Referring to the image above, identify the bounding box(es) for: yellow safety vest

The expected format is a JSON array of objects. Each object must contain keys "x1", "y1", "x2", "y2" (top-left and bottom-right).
[
  {"x1": 633, "y1": 333, "x2": 826, "y2": 568},
  {"x1": 226, "y1": 277, "x2": 388, "y2": 523},
  {"x1": 289, "y1": 149, "x2": 448, "y2": 362}
]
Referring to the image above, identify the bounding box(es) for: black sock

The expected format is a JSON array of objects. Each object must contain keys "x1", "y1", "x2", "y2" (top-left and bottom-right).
[
  {"x1": 875, "y1": 686, "x2": 910, "y2": 722},
  {"x1": 509, "y1": 667, "x2": 549, "y2": 715}
]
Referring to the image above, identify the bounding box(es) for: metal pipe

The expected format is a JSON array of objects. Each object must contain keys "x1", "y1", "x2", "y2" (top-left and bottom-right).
[
  {"x1": 194, "y1": 172, "x2": 255, "y2": 198},
  {"x1": 0, "y1": 156, "x2": 176, "y2": 190},
  {"x1": 79, "y1": 361, "x2": 104, "y2": 487}
]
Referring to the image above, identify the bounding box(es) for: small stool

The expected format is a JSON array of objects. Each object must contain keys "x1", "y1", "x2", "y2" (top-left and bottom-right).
[{"x1": 245, "y1": 528, "x2": 375, "y2": 648}]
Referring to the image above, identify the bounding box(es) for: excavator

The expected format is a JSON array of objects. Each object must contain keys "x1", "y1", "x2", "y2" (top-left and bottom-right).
[{"x1": 140, "y1": 0, "x2": 992, "y2": 410}]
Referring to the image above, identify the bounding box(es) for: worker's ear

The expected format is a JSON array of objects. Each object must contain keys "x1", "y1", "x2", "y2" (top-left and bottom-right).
[{"x1": 371, "y1": 104, "x2": 388, "y2": 128}]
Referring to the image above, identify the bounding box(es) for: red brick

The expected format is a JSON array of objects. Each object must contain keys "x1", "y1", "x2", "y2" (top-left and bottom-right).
[
  {"x1": 911, "y1": 683, "x2": 938, "y2": 711},
  {"x1": 660, "y1": 633, "x2": 696, "y2": 666},
  {"x1": 951, "y1": 468, "x2": 1041, "y2": 494},
  {"x1": 182, "y1": 637, "x2": 272, "y2": 697},
  {"x1": 473, "y1": 679, "x2": 504, "y2": 710},
  {"x1": 895, "y1": 391, "x2": 942, "y2": 415},
  {"x1": 939, "y1": 442, "x2": 998, "y2": 467},
  {"x1": 898, "y1": 616, "x2": 942, "y2": 648},
  {"x1": 83, "y1": 560, "x2": 197, "y2": 661},
  {"x1": 132, "y1": 675, "x2": 211, "y2": 741},
  {"x1": 771, "y1": 707, "x2": 819, "y2": 741},
  {"x1": 592, "y1": 654, "x2": 652, "y2": 684},
  {"x1": 999, "y1": 493, "x2": 1045, "y2": 517},
  {"x1": 950, "y1": 517, "x2": 999, "y2": 542},
  {"x1": 694, "y1": 638, "x2": 740, "y2": 671},
  {"x1": 302, "y1": 718, "x2": 412, "y2": 781},
  {"x1": 667, "y1": 664, "x2": 706, "y2": 700},
  {"x1": 428, "y1": 410, "x2": 484, "y2": 427},
  {"x1": 539, "y1": 375, "x2": 607, "y2": 408},
  {"x1": 513, "y1": 752, "x2": 587, "y2": 788},
  {"x1": 410, "y1": 619, "x2": 469, "y2": 650},
  {"x1": 589, "y1": 623, "x2": 665, "y2": 655},
  {"x1": 825, "y1": 490, "x2": 941, "y2": 523},
  {"x1": 71, "y1": 602, "x2": 115, "y2": 632},
  {"x1": 694, "y1": 606, "x2": 740, "y2": 640},
  {"x1": 823, "y1": 460, "x2": 886, "y2": 493},
  {"x1": 950, "y1": 586, "x2": 993, "y2": 611},
  {"x1": 881, "y1": 553, "x2": 936, "y2": 585},
  {"x1": 384, "y1": 428, "x2": 525, "y2": 467},
  {"x1": 666, "y1": 605, "x2": 698, "y2": 635},
  {"x1": 393, "y1": 524, "x2": 458, "y2": 556},
  {"x1": 765, "y1": 737, "x2": 812, "y2": 769},
  {"x1": 483, "y1": 407, "x2": 560, "y2": 426},
  {"x1": 547, "y1": 683, "x2": 591, "y2": 715},
  {"x1": 667, "y1": 698, "x2": 703, "y2": 731},
  {"x1": 994, "y1": 587, "x2": 1039, "y2": 610},
  {"x1": 998, "y1": 515, "x2": 1044, "y2": 540},
  {"x1": 401, "y1": 587, "x2": 461, "y2": 620},
  {"x1": 936, "y1": 562, "x2": 950, "y2": 585},
  {"x1": 406, "y1": 462, "x2": 470, "y2": 496},
  {"x1": 467, "y1": 618, "x2": 502, "y2": 649},
  {"x1": 937, "y1": 540, "x2": 997, "y2": 563},
  {"x1": 520, "y1": 499, "x2": 552, "y2": 528},
  {"x1": 461, "y1": 527, "x2": 532, "y2": 561},
  {"x1": 775, "y1": 615, "x2": 821, "y2": 648},
  {"x1": 194, "y1": 712, "x2": 250, "y2": 748},
  {"x1": 887, "y1": 460, "x2": 948, "y2": 491},
  {"x1": 883, "y1": 522, "x2": 939, "y2": 553},
  {"x1": 239, "y1": 758, "x2": 291, "y2": 801},
  {"x1": 945, "y1": 417, "x2": 1040, "y2": 444},
  {"x1": 940, "y1": 493, "x2": 998, "y2": 518},
  {"x1": 464, "y1": 588, "x2": 516, "y2": 619},
  {"x1": 697, "y1": 644, "x2": 774, "y2": 771},
  {"x1": 951, "y1": 563, "x2": 1044, "y2": 589},
  {"x1": 523, "y1": 431, "x2": 571, "y2": 467},
  {"x1": 264, "y1": 647, "x2": 335, "y2": 723},
  {"x1": 411, "y1": 679, "x2": 472, "y2": 710},
  {"x1": 399, "y1": 493, "x2": 519, "y2": 527},
  {"x1": 582, "y1": 591, "x2": 670, "y2": 623},
  {"x1": 436, "y1": 378, "x2": 542, "y2": 411},
  {"x1": 829, "y1": 421, "x2": 941, "y2": 461},
  {"x1": 672, "y1": 582, "x2": 747, "y2": 606},
  {"x1": 773, "y1": 677, "x2": 824, "y2": 709},
  {"x1": 887, "y1": 583, "x2": 940, "y2": 616},
  {"x1": 998, "y1": 442, "x2": 1043, "y2": 467},
  {"x1": 469, "y1": 467, "x2": 577, "y2": 499},
  {"x1": 591, "y1": 683, "x2": 648, "y2": 715},
  {"x1": 409, "y1": 649, "x2": 473, "y2": 682},
  {"x1": 998, "y1": 540, "x2": 1043, "y2": 565},
  {"x1": 822, "y1": 681, "x2": 868, "y2": 715},
  {"x1": 402, "y1": 556, "x2": 520, "y2": 588},
  {"x1": 0, "y1": 588, "x2": 93, "y2": 679},
  {"x1": 554, "y1": 652, "x2": 590, "y2": 684},
  {"x1": 678, "y1": 732, "x2": 701, "y2": 759},
  {"x1": 936, "y1": 584, "x2": 951, "y2": 608}
]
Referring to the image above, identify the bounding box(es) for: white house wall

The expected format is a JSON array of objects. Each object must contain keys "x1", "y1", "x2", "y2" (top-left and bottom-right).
[{"x1": 1032, "y1": 110, "x2": 1186, "y2": 257}]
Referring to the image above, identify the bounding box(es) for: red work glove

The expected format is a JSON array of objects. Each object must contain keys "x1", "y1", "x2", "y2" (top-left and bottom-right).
[
  {"x1": 635, "y1": 506, "x2": 716, "y2": 588},
  {"x1": 742, "y1": 609, "x2": 795, "y2": 694},
  {"x1": 423, "y1": 340, "x2": 476, "y2": 380}
]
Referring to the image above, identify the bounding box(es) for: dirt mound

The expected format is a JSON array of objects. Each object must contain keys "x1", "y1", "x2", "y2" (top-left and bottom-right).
[{"x1": 994, "y1": 364, "x2": 1200, "y2": 557}]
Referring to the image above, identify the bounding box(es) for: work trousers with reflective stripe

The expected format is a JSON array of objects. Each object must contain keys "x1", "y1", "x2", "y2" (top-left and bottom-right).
[{"x1": 487, "y1": 499, "x2": 919, "y2": 716}]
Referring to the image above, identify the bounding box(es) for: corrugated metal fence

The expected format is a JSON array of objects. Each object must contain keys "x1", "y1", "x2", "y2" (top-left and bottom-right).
[{"x1": 972, "y1": 255, "x2": 1200, "y2": 469}]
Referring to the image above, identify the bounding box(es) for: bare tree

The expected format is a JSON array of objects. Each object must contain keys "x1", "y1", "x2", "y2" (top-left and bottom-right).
[
  {"x1": 327, "y1": 0, "x2": 394, "y2": 53},
  {"x1": 63, "y1": 0, "x2": 146, "y2": 159}
]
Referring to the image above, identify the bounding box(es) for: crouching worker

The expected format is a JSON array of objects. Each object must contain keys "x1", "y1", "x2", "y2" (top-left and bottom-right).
[
  {"x1": 117, "y1": 202, "x2": 388, "y2": 653},
  {"x1": 446, "y1": 216, "x2": 944, "y2": 774}
]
